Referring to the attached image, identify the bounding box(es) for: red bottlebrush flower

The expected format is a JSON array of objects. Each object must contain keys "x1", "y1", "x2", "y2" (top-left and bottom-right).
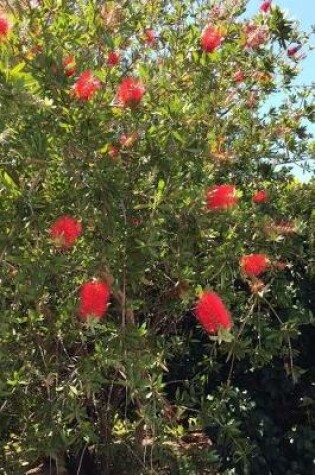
[
  {"x1": 287, "y1": 45, "x2": 301, "y2": 58},
  {"x1": 195, "y1": 291, "x2": 233, "y2": 334},
  {"x1": 63, "y1": 56, "x2": 76, "y2": 77},
  {"x1": 234, "y1": 70, "x2": 245, "y2": 82},
  {"x1": 244, "y1": 22, "x2": 269, "y2": 49},
  {"x1": 201, "y1": 25, "x2": 223, "y2": 53},
  {"x1": 72, "y1": 71, "x2": 101, "y2": 101},
  {"x1": 259, "y1": 0, "x2": 272, "y2": 13},
  {"x1": 143, "y1": 29, "x2": 157, "y2": 45},
  {"x1": 108, "y1": 144, "x2": 119, "y2": 159},
  {"x1": 206, "y1": 184, "x2": 238, "y2": 210},
  {"x1": 252, "y1": 190, "x2": 268, "y2": 204},
  {"x1": 108, "y1": 51, "x2": 120, "y2": 66},
  {"x1": 50, "y1": 216, "x2": 82, "y2": 249},
  {"x1": 0, "y1": 15, "x2": 10, "y2": 41},
  {"x1": 117, "y1": 77, "x2": 145, "y2": 107},
  {"x1": 79, "y1": 280, "x2": 111, "y2": 320},
  {"x1": 240, "y1": 254, "x2": 269, "y2": 277}
]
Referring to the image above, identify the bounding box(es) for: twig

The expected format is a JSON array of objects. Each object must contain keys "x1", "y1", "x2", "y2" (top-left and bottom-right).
[{"x1": 76, "y1": 444, "x2": 88, "y2": 475}]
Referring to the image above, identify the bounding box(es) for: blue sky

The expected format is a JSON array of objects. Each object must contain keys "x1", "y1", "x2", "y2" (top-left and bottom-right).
[{"x1": 248, "y1": 0, "x2": 314, "y2": 181}]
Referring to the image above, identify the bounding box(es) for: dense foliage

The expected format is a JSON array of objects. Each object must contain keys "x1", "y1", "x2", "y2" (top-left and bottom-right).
[{"x1": 0, "y1": 1, "x2": 314, "y2": 473}]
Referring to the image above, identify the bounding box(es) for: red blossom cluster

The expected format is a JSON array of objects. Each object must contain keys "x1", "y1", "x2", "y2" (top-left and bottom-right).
[
  {"x1": 50, "y1": 216, "x2": 82, "y2": 249},
  {"x1": 79, "y1": 280, "x2": 111, "y2": 320},
  {"x1": 108, "y1": 51, "x2": 120, "y2": 66},
  {"x1": 72, "y1": 71, "x2": 101, "y2": 101},
  {"x1": 63, "y1": 56, "x2": 76, "y2": 77},
  {"x1": 244, "y1": 22, "x2": 269, "y2": 49},
  {"x1": 287, "y1": 45, "x2": 302, "y2": 58},
  {"x1": 107, "y1": 131, "x2": 139, "y2": 159},
  {"x1": 260, "y1": 0, "x2": 272, "y2": 14},
  {"x1": 117, "y1": 77, "x2": 146, "y2": 107},
  {"x1": 195, "y1": 291, "x2": 233, "y2": 334},
  {"x1": 206, "y1": 184, "x2": 238, "y2": 210},
  {"x1": 201, "y1": 25, "x2": 223, "y2": 53},
  {"x1": 240, "y1": 254, "x2": 269, "y2": 277},
  {"x1": 234, "y1": 70, "x2": 245, "y2": 82},
  {"x1": 143, "y1": 29, "x2": 157, "y2": 45},
  {"x1": 252, "y1": 190, "x2": 268, "y2": 204},
  {"x1": 0, "y1": 14, "x2": 10, "y2": 41},
  {"x1": 108, "y1": 144, "x2": 120, "y2": 159}
]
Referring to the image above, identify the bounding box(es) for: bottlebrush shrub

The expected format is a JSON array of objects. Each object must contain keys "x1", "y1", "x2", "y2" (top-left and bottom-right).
[{"x1": 0, "y1": 1, "x2": 314, "y2": 474}]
